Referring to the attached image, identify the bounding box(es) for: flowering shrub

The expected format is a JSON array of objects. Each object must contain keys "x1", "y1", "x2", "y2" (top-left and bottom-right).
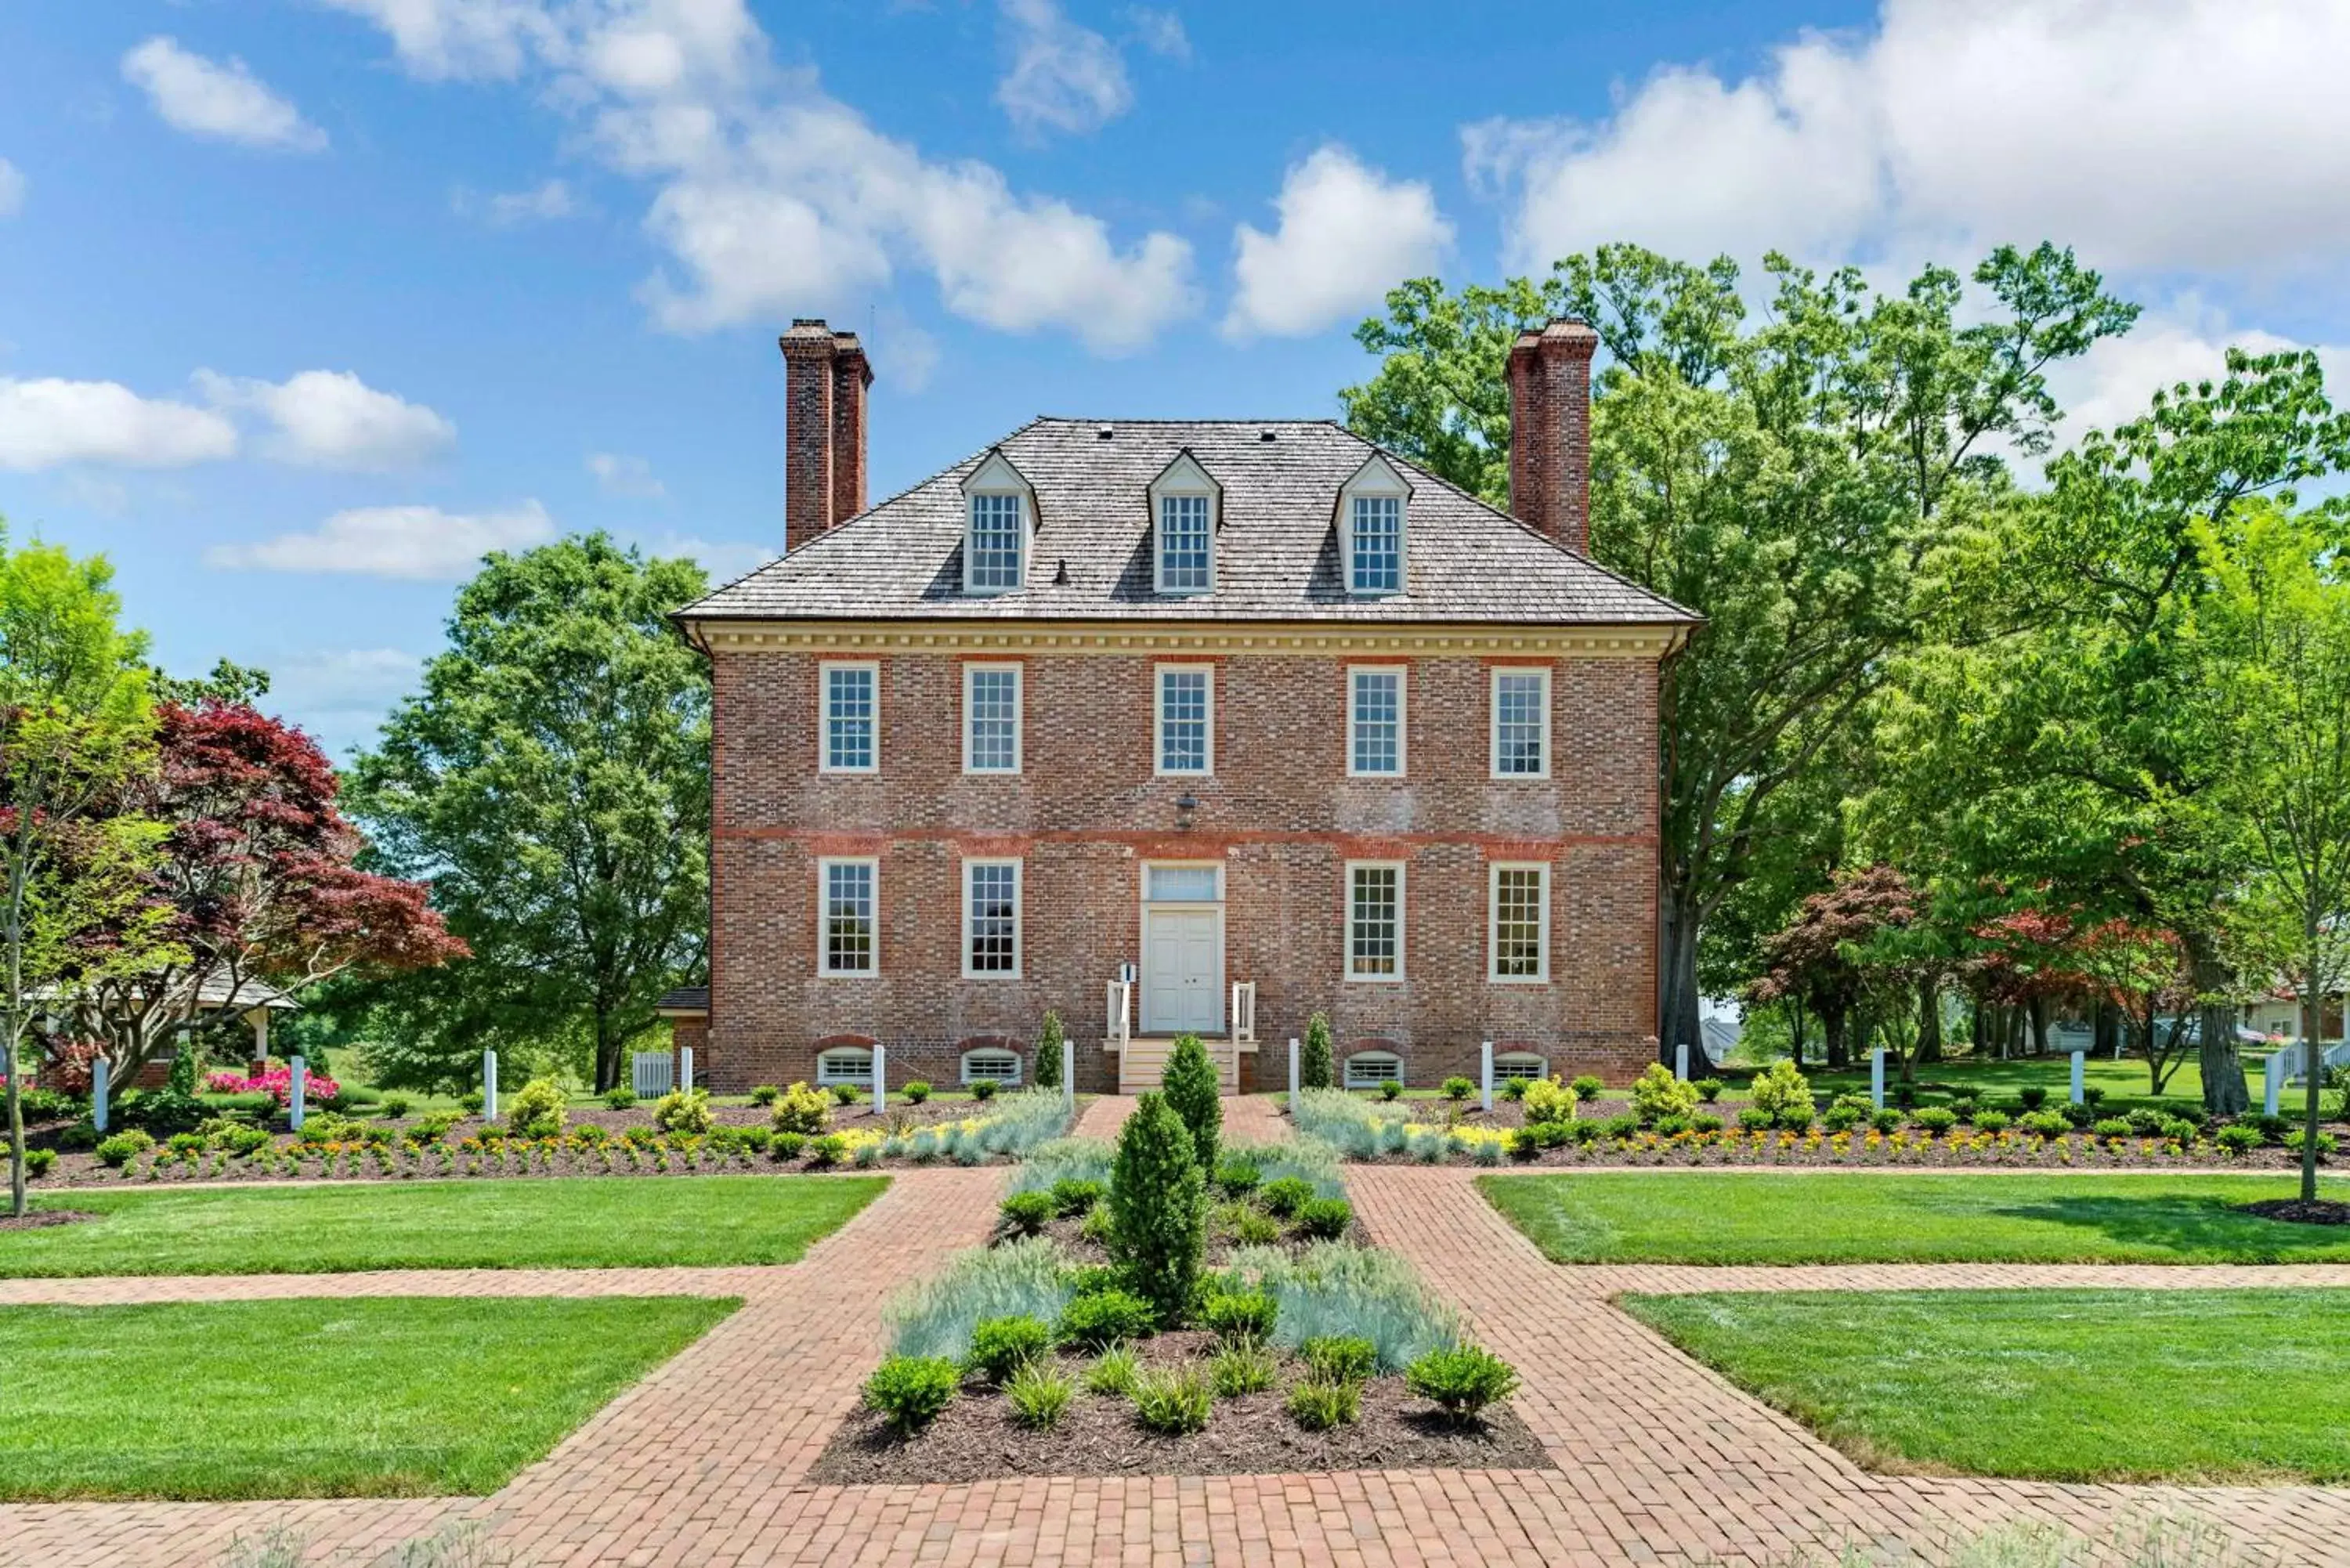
[{"x1": 204, "y1": 1067, "x2": 340, "y2": 1107}]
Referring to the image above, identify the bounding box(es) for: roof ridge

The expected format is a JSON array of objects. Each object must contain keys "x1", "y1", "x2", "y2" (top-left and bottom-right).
[{"x1": 1030, "y1": 415, "x2": 1344, "y2": 427}]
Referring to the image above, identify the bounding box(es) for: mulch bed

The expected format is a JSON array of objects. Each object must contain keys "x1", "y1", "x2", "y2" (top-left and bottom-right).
[
  {"x1": 2236, "y1": 1198, "x2": 2350, "y2": 1226},
  {"x1": 808, "y1": 1334, "x2": 1549, "y2": 1485},
  {"x1": 0, "y1": 1209, "x2": 92, "y2": 1230}
]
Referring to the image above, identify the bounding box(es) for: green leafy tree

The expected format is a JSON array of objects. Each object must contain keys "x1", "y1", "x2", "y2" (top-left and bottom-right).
[
  {"x1": 2198, "y1": 503, "x2": 2350, "y2": 1198},
  {"x1": 346, "y1": 535, "x2": 711, "y2": 1092},
  {"x1": 1343, "y1": 244, "x2": 2136, "y2": 1066},
  {"x1": 1299, "y1": 1010, "x2": 1333, "y2": 1091},
  {"x1": 0, "y1": 533, "x2": 174, "y2": 1216},
  {"x1": 1033, "y1": 1010, "x2": 1064, "y2": 1089},
  {"x1": 1107, "y1": 1091, "x2": 1206, "y2": 1324},
  {"x1": 1159, "y1": 1031, "x2": 1221, "y2": 1176}
]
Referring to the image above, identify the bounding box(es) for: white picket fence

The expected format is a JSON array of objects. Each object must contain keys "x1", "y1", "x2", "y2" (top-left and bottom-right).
[{"x1": 632, "y1": 1050, "x2": 675, "y2": 1099}]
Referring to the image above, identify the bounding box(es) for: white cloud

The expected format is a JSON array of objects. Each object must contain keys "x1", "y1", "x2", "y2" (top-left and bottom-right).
[
  {"x1": 454, "y1": 177, "x2": 579, "y2": 224},
  {"x1": 324, "y1": 0, "x2": 1196, "y2": 352},
  {"x1": 996, "y1": 0, "x2": 1132, "y2": 139},
  {"x1": 1224, "y1": 146, "x2": 1452, "y2": 340},
  {"x1": 1467, "y1": 0, "x2": 2350, "y2": 279},
  {"x1": 121, "y1": 37, "x2": 327, "y2": 153},
  {"x1": 587, "y1": 450, "x2": 665, "y2": 497},
  {"x1": 0, "y1": 157, "x2": 24, "y2": 218},
  {"x1": 2048, "y1": 298, "x2": 2349, "y2": 445},
  {"x1": 1126, "y1": 7, "x2": 1190, "y2": 61},
  {"x1": 207, "y1": 500, "x2": 554, "y2": 579},
  {"x1": 0, "y1": 378, "x2": 238, "y2": 471},
  {"x1": 196, "y1": 368, "x2": 456, "y2": 471}
]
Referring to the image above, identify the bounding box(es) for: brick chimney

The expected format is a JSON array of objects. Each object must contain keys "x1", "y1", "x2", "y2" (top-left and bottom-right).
[
  {"x1": 779, "y1": 320, "x2": 873, "y2": 552},
  {"x1": 1506, "y1": 318, "x2": 1599, "y2": 555}
]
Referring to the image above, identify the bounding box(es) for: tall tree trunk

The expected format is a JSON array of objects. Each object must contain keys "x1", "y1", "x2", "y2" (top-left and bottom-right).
[
  {"x1": 1916, "y1": 982, "x2": 1943, "y2": 1064},
  {"x1": 2093, "y1": 999, "x2": 2120, "y2": 1058},
  {"x1": 594, "y1": 1006, "x2": 620, "y2": 1094},
  {"x1": 2028, "y1": 995, "x2": 2050, "y2": 1055},
  {"x1": 2178, "y1": 929, "x2": 2251, "y2": 1116},
  {"x1": 1824, "y1": 1006, "x2": 1849, "y2": 1070},
  {"x1": 1658, "y1": 887, "x2": 1712, "y2": 1073}
]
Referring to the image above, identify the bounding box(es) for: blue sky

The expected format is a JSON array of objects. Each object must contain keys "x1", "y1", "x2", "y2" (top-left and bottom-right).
[{"x1": 2, "y1": 0, "x2": 2345, "y2": 757}]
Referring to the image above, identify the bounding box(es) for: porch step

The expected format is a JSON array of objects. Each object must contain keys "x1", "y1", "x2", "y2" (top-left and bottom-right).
[{"x1": 1115, "y1": 1036, "x2": 1241, "y2": 1096}]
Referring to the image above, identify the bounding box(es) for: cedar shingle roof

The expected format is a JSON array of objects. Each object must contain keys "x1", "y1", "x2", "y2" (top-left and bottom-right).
[{"x1": 679, "y1": 419, "x2": 1697, "y2": 627}]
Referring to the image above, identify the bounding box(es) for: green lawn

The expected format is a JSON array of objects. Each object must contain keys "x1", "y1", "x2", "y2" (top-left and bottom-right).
[
  {"x1": 1479, "y1": 1171, "x2": 2350, "y2": 1265},
  {"x1": 0, "y1": 1295, "x2": 736, "y2": 1499},
  {"x1": 1803, "y1": 1051, "x2": 2282, "y2": 1111},
  {"x1": 1623, "y1": 1288, "x2": 2350, "y2": 1483},
  {"x1": 3, "y1": 1176, "x2": 885, "y2": 1277}
]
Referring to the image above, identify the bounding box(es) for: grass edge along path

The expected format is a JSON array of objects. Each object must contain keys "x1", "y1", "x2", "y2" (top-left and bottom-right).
[
  {"x1": 1622, "y1": 1286, "x2": 2350, "y2": 1485},
  {"x1": 3, "y1": 1175, "x2": 888, "y2": 1277},
  {"x1": 0, "y1": 1294, "x2": 740, "y2": 1500},
  {"x1": 1477, "y1": 1170, "x2": 2350, "y2": 1266}
]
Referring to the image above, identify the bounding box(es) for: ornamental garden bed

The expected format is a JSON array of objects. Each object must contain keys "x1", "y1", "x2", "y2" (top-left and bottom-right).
[
  {"x1": 815, "y1": 1040, "x2": 1538, "y2": 1483},
  {"x1": 16, "y1": 1085, "x2": 1076, "y2": 1187},
  {"x1": 1289, "y1": 1068, "x2": 2343, "y2": 1173}
]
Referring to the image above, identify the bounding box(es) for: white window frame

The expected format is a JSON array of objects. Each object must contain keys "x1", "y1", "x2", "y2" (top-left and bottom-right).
[
  {"x1": 1336, "y1": 453, "x2": 1412, "y2": 598},
  {"x1": 819, "y1": 660, "x2": 879, "y2": 775},
  {"x1": 818, "y1": 856, "x2": 880, "y2": 977},
  {"x1": 1343, "y1": 1050, "x2": 1402, "y2": 1089},
  {"x1": 817, "y1": 1048, "x2": 874, "y2": 1087},
  {"x1": 1493, "y1": 1052, "x2": 1549, "y2": 1081},
  {"x1": 1346, "y1": 665, "x2": 1408, "y2": 778},
  {"x1": 1490, "y1": 666, "x2": 1553, "y2": 780},
  {"x1": 962, "y1": 858, "x2": 1023, "y2": 980},
  {"x1": 1488, "y1": 862, "x2": 1551, "y2": 984},
  {"x1": 961, "y1": 663, "x2": 1024, "y2": 775},
  {"x1": 1344, "y1": 860, "x2": 1406, "y2": 983},
  {"x1": 960, "y1": 450, "x2": 1035, "y2": 596},
  {"x1": 960, "y1": 1048, "x2": 1023, "y2": 1086},
  {"x1": 1155, "y1": 663, "x2": 1215, "y2": 777},
  {"x1": 1149, "y1": 451, "x2": 1220, "y2": 596}
]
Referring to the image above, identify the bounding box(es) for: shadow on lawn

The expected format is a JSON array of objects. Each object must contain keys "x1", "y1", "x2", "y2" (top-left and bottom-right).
[{"x1": 1983, "y1": 1193, "x2": 2347, "y2": 1262}]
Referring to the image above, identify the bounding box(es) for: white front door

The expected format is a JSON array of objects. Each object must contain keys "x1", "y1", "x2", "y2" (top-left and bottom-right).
[{"x1": 1142, "y1": 908, "x2": 1222, "y2": 1034}]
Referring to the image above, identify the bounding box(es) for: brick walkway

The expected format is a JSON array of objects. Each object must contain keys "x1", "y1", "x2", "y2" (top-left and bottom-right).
[
  {"x1": 9, "y1": 1152, "x2": 2350, "y2": 1565},
  {"x1": 1072, "y1": 1093, "x2": 1291, "y2": 1144}
]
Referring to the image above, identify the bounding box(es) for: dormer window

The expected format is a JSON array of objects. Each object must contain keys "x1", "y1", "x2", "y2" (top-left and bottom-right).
[
  {"x1": 1337, "y1": 454, "x2": 1410, "y2": 597},
  {"x1": 961, "y1": 450, "x2": 1036, "y2": 595},
  {"x1": 1148, "y1": 451, "x2": 1220, "y2": 596}
]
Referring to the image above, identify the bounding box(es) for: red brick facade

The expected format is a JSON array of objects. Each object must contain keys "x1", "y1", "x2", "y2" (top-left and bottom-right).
[{"x1": 703, "y1": 647, "x2": 1661, "y2": 1093}]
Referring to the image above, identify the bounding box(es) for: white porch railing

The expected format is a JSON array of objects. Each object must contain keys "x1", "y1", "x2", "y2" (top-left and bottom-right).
[
  {"x1": 1231, "y1": 981, "x2": 1256, "y2": 1047},
  {"x1": 2270, "y1": 1037, "x2": 2350, "y2": 1089},
  {"x1": 631, "y1": 1050, "x2": 675, "y2": 1099},
  {"x1": 1105, "y1": 978, "x2": 1133, "y2": 1053}
]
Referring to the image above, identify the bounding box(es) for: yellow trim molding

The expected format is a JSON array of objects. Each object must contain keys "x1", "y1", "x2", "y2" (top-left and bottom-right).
[{"x1": 682, "y1": 618, "x2": 1690, "y2": 659}]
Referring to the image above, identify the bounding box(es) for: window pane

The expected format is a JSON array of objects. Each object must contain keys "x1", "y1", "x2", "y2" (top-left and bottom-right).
[
  {"x1": 1159, "y1": 669, "x2": 1209, "y2": 773},
  {"x1": 1349, "y1": 866, "x2": 1399, "y2": 977},
  {"x1": 1495, "y1": 672, "x2": 1546, "y2": 775},
  {"x1": 967, "y1": 862, "x2": 1019, "y2": 974},
  {"x1": 969, "y1": 493, "x2": 1025, "y2": 589},
  {"x1": 1350, "y1": 495, "x2": 1401, "y2": 594},
  {"x1": 1146, "y1": 866, "x2": 1220, "y2": 902},
  {"x1": 1345, "y1": 1053, "x2": 1401, "y2": 1086},
  {"x1": 967, "y1": 667, "x2": 1019, "y2": 771},
  {"x1": 824, "y1": 862, "x2": 874, "y2": 973},
  {"x1": 963, "y1": 1052, "x2": 1021, "y2": 1082},
  {"x1": 1159, "y1": 494, "x2": 1211, "y2": 591},
  {"x1": 826, "y1": 667, "x2": 874, "y2": 771},
  {"x1": 1350, "y1": 670, "x2": 1400, "y2": 775},
  {"x1": 1493, "y1": 867, "x2": 1544, "y2": 977},
  {"x1": 817, "y1": 1050, "x2": 873, "y2": 1086}
]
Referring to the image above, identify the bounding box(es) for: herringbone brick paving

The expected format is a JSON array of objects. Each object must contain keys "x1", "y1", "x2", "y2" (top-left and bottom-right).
[{"x1": 9, "y1": 1104, "x2": 2350, "y2": 1566}]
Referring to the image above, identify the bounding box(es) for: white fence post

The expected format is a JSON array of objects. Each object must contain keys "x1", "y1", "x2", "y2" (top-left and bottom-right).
[
  {"x1": 1288, "y1": 1037, "x2": 1300, "y2": 1105},
  {"x1": 483, "y1": 1050, "x2": 498, "y2": 1122},
  {"x1": 1674, "y1": 1040, "x2": 1690, "y2": 1082},
  {"x1": 680, "y1": 1045, "x2": 694, "y2": 1093},
  {"x1": 2266, "y1": 1052, "x2": 2283, "y2": 1118},
  {"x1": 2070, "y1": 1049, "x2": 2086, "y2": 1105},
  {"x1": 91, "y1": 1057, "x2": 110, "y2": 1133},
  {"x1": 1480, "y1": 1040, "x2": 1494, "y2": 1115},
  {"x1": 873, "y1": 1042, "x2": 887, "y2": 1112},
  {"x1": 1869, "y1": 1048, "x2": 1885, "y2": 1110},
  {"x1": 1061, "y1": 1038, "x2": 1074, "y2": 1113},
  {"x1": 289, "y1": 1055, "x2": 306, "y2": 1132}
]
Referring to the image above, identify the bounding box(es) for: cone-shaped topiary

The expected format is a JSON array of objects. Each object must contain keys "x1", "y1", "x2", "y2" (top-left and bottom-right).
[
  {"x1": 1160, "y1": 1031, "x2": 1222, "y2": 1177},
  {"x1": 1300, "y1": 1010, "x2": 1334, "y2": 1090},
  {"x1": 1108, "y1": 1090, "x2": 1206, "y2": 1325},
  {"x1": 1034, "y1": 1010, "x2": 1065, "y2": 1089}
]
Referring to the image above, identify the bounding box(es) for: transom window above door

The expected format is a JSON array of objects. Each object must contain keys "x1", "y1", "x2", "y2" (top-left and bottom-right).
[{"x1": 1145, "y1": 865, "x2": 1221, "y2": 902}]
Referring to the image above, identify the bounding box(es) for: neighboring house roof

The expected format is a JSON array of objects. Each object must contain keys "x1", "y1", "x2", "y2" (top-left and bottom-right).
[
  {"x1": 656, "y1": 986, "x2": 710, "y2": 1015},
  {"x1": 678, "y1": 418, "x2": 1698, "y2": 628},
  {"x1": 193, "y1": 974, "x2": 299, "y2": 1011}
]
